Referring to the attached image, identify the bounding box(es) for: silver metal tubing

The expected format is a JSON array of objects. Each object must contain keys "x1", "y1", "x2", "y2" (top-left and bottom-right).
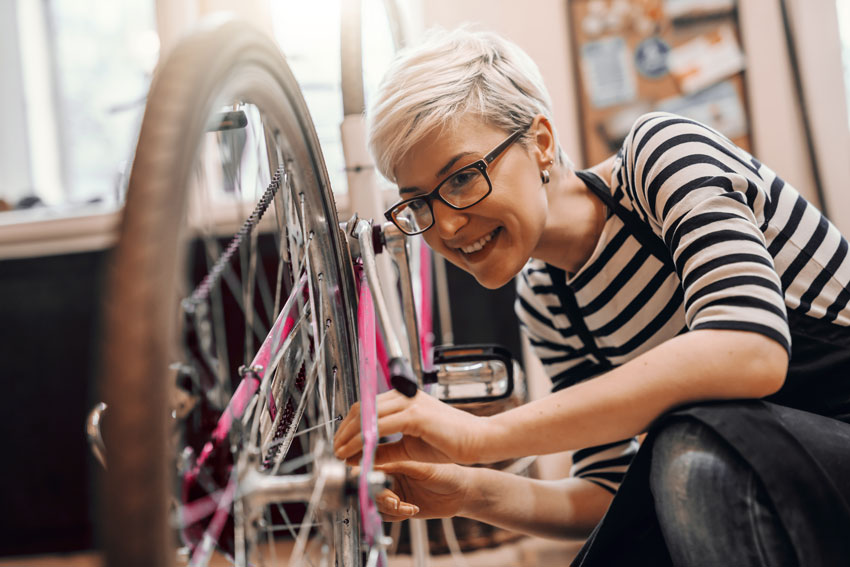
[
  {"x1": 353, "y1": 219, "x2": 405, "y2": 361},
  {"x1": 240, "y1": 457, "x2": 387, "y2": 511},
  {"x1": 432, "y1": 253, "x2": 454, "y2": 345},
  {"x1": 383, "y1": 223, "x2": 424, "y2": 383}
]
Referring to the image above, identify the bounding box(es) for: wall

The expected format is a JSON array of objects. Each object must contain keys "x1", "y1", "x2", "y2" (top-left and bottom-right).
[
  {"x1": 740, "y1": 0, "x2": 850, "y2": 233},
  {"x1": 420, "y1": 0, "x2": 583, "y2": 165}
]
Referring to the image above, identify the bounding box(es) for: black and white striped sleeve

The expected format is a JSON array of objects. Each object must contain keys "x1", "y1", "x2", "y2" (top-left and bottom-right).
[{"x1": 623, "y1": 112, "x2": 791, "y2": 352}]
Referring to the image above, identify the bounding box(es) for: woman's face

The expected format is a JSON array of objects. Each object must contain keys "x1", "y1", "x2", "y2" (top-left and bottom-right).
[{"x1": 393, "y1": 117, "x2": 549, "y2": 289}]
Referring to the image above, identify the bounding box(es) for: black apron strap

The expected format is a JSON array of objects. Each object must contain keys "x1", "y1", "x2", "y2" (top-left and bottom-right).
[
  {"x1": 575, "y1": 169, "x2": 675, "y2": 270},
  {"x1": 544, "y1": 264, "x2": 613, "y2": 372}
]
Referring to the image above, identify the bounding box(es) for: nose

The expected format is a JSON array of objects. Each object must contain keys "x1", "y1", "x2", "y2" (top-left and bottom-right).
[{"x1": 432, "y1": 200, "x2": 469, "y2": 239}]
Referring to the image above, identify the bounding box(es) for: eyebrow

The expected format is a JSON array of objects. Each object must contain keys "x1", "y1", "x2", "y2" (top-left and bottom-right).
[{"x1": 398, "y1": 151, "x2": 477, "y2": 196}]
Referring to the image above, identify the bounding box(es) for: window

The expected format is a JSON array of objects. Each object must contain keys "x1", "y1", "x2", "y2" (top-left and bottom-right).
[
  {"x1": 272, "y1": 0, "x2": 397, "y2": 196},
  {"x1": 3, "y1": 0, "x2": 157, "y2": 210}
]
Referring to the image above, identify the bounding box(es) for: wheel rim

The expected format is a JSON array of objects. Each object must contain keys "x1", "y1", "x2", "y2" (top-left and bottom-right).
[{"x1": 103, "y1": 21, "x2": 361, "y2": 567}]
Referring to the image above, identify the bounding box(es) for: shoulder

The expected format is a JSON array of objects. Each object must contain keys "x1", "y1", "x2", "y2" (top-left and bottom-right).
[
  {"x1": 618, "y1": 112, "x2": 764, "y2": 219},
  {"x1": 621, "y1": 111, "x2": 755, "y2": 171}
]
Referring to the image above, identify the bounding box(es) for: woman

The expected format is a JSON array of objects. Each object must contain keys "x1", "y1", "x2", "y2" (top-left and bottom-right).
[{"x1": 334, "y1": 27, "x2": 850, "y2": 565}]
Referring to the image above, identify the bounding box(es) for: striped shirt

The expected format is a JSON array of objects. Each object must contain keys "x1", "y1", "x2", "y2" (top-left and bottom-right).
[{"x1": 515, "y1": 112, "x2": 850, "y2": 493}]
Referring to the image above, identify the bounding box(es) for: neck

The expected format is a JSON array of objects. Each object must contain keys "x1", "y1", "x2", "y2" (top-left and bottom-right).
[{"x1": 533, "y1": 165, "x2": 608, "y2": 274}]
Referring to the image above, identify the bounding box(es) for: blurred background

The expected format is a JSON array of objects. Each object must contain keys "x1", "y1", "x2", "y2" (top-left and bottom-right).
[{"x1": 0, "y1": 0, "x2": 848, "y2": 563}]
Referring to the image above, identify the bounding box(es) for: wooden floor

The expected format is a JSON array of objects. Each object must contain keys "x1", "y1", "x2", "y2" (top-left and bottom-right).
[{"x1": 0, "y1": 537, "x2": 584, "y2": 567}]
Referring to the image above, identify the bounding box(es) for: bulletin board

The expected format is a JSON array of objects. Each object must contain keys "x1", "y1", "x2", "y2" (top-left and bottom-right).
[{"x1": 568, "y1": 0, "x2": 752, "y2": 166}]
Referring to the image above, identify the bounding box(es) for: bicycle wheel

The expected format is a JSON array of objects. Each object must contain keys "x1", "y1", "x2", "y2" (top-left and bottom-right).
[{"x1": 100, "y1": 18, "x2": 363, "y2": 566}]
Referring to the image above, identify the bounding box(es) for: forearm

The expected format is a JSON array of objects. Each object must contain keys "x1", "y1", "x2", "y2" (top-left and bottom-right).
[
  {"x1": 482, "y1": 329, "x2": 787, "y2": 462},
  {"x1": 460, "y1": 467, "x2": 612, "y2": 540}
]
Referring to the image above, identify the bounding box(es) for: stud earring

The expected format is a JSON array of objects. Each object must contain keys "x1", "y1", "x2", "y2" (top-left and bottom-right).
[{"x1": 541, "y1": 169, "x2": 550, "y2": 184}]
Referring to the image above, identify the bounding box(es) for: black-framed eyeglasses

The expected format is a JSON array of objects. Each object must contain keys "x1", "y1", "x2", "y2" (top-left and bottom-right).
[{"x1": 384, "y1": 126, "x2": 528, "y2": 236}]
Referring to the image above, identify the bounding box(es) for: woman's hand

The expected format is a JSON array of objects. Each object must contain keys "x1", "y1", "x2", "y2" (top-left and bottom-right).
[
  {"x1": 375, "y1": 461, "x2": 472, "y2": 521},
  {"x1": 333, "y1": 389, "x2": 497, "y2": 465}
]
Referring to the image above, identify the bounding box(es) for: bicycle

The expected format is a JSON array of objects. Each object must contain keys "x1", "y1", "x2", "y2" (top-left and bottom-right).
[
  {"x1": 92, "y1": 17, "x2": 382, "y2": 566},
  {"x1": 91, "y1": 16, "x2": 526, "y2": 567}
]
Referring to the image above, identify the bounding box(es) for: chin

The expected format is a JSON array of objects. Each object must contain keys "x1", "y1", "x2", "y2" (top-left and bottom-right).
[{"x1": 470, "y1": 267, "x2": 518, "y2": 290}]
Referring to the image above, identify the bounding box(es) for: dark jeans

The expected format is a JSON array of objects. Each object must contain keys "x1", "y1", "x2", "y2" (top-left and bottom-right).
[{"x1": 650, "y1": 420, "x2": 797, "y2": 567}]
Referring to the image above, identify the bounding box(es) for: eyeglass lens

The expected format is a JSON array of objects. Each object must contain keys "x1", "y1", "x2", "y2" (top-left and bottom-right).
[{"x1": 392, "y1": 166, "x2": 490, "y2": 234}]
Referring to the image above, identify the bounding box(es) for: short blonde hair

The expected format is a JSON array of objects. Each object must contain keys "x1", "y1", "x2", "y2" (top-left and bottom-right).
[{"x1": 367, "y1": 27, "x2": 569, "y2": 183}]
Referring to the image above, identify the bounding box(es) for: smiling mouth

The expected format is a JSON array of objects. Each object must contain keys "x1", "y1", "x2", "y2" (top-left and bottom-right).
[{"x1": 458, "y1": 227, "x2": 501, "y2": 255}]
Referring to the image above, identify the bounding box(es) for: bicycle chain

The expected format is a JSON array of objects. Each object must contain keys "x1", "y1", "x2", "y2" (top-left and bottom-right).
[{"x1": 182, "y1": 165, "x2": 286, "y2": 311}]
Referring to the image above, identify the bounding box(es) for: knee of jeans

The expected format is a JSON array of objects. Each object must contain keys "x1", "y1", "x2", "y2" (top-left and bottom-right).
[{"x1": 649, "y1": 419, "x2": 740, "y2": 520}]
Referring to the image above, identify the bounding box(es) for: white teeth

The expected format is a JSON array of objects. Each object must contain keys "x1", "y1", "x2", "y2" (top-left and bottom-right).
[{"x1": 460, "y1": 228, "x2": 498, "y2": 254}]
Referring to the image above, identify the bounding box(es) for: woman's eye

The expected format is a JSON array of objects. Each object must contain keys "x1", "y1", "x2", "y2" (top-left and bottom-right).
[
  {"x1": 408, "y1": 199, "x2": 428, "y2": 212},
  {"x1": 448, "y1": 171, "x2": 475, "y2": 191}
]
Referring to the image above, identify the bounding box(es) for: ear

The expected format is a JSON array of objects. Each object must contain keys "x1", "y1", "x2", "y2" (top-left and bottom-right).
[{"x1": 530, "y1": 114, "x2": 556, "y2": 168}]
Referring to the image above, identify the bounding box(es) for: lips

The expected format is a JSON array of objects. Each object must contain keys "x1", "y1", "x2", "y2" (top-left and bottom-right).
[{"x1": 458, "y1": 227, "x2": 501, "y2": 255}]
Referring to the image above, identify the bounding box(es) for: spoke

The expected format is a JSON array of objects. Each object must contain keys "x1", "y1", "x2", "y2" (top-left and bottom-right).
[
  {"x1": 241, "y1": 274, "x2": 311, "y2": 445},
  {"x1": 273, "y1": 503, "x2": 299, "y2": 539},
  {"x1": 208, "y1": 275, "x2": 232, "y2": 398},
  {"x1": 269, "y1": 328, "x2": 329, "y2": 474},
  {"x1": 265, "y1": 507, "x2": 279, "y2": 565},
  {"x1": 262, "y1": 415, "x2": 341, "y2": 454},
  {"x1": 251, "y1": 312, "x2": 308, "y2": 455},
  {"x1": 201, "y1": 235, "x2": 267, "y2": 345},
  {"x1": 292, "y1": 415, "x2": 342, "y2": 440},
  {"x1": 289, "y1": 471, "x2": 326, "y2": 565},
  {"x1": 189, "y1": 475, "x2": 237, "y2": 567},
  {"x1": 267, "y1": 520, "x2": 342, "y2": 532},
  {"x1": 299, "y1": 194, "x2": 333, "y2": 440},
  {"x1": 271, "y1": 450, "x2": 316, "y2": 475},
  {"x1": 242, "y1": 228, "x2": 258, "y2": 365},
  {"x1": 253, "y1": 240, "x2": 276, "y2": 325},
  {"x1": 173, "y1": 489, "x2": 226, "y2": 528}
]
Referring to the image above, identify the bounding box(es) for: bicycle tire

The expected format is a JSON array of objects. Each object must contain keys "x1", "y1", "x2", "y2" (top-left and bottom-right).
[{"x1": 100, "y1": 18, "x2": 361, "y2": 567}]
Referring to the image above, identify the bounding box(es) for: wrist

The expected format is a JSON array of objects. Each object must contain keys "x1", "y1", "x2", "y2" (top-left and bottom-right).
[
  {"x1": 476, "y1": 414, "x2": 511, "y2": 463},
  {"x1": 457, "y1": 466, "x2": 495, "y2": 519}
]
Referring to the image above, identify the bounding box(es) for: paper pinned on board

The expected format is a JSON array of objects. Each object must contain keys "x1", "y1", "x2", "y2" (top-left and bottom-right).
[
  {"x1": 658, "y1": 80, "x2": 747, "y2": 139},
  {"x1": 581, "y1": 36, "x2": 637, "y2": 108},
  {"x1": 668, "y1": 25, "x2": 745, "y2": 94},
  {"x1": 663, "y1": 0, "x2": 735, "y2": 20}
]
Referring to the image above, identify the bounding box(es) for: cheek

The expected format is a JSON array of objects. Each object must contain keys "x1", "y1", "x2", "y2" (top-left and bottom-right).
[{"x1": 422, "y1": 232, "x2": 456, "y2": 262}]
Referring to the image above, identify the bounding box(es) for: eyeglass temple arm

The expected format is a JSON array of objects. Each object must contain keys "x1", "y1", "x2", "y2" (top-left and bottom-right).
[{"x1": 484, "y1": 129, "x2": 524, "y2": 164}]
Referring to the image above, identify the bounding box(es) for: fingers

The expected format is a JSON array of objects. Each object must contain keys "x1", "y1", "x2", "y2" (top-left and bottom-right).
[
  {"x1": 333, "y1": 391, "x2": 410, "y2": 459},
  {"x1": 375, "y1": 488, "x2": 419, "y2": 519},
  {"x1": 333, "y1": 401, "x2": 361, "y2": 452}
]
